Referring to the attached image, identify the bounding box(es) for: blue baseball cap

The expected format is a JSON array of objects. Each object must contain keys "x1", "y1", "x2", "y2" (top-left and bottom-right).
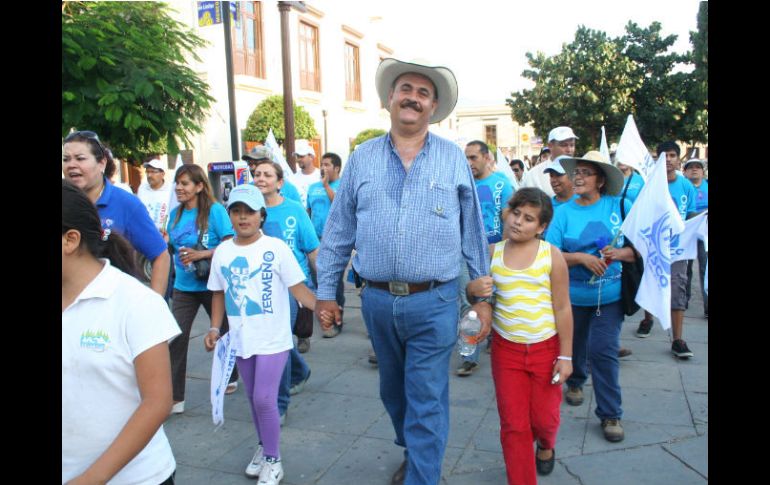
[{"x1": 226, "y1": 184, "x2": 265, "y2": 211}]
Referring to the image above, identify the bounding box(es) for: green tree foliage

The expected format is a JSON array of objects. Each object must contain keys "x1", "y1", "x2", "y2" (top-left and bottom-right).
[
  {"x1": 507, "y1": 27, "x2": 641, "y2": 152},
  {"x1": 350, "y1": 128, "x2": 386, "y2": 152},
  {"x1": 62, "y1": 1, "x2": 215, "y2": 163},
  {"x1": 243, "y1": 95, "x2": 318, "y2": 144},
  {"x1": 681, "y1": 1, "x2": 708, "y2": 144},
  {"x1": 617, "y1": 21, "x2": 688, "y2": 145}
]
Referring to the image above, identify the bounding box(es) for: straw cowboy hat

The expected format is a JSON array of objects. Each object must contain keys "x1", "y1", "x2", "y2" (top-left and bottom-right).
[
  {"x1": 375, "y1": 58, "x2": 458, "y2": 124},
  {"x1": 559, "y1": 150, "x2": 625, "y2": 196}
]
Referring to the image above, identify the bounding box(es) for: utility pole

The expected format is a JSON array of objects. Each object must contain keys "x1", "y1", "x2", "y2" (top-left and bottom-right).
[
  {"x1": 222, "y1": 1, "x2": 239, "y2": 160},
  {"x1": 278, "y1": 2, "x2": 306, "y2": 173}
]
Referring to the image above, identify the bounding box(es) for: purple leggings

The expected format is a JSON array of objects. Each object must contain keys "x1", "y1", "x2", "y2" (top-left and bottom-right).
[{"x1": 236, "y1": 351, "x2": 289, "y2": 458}]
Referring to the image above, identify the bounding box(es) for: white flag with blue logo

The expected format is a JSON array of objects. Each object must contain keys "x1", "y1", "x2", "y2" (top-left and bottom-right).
[
  {"x1": 620, "y1": 154, "x2": 685, "y2": 331},
  {"x1": 671, "y1": 210, "x2": 708, "y2": 263},
  {"x1": 614, "y1": 115, "x2": 656, "y2": 181},
  {"x1": 496, "y1": 147, "x2": 519, "y2": 192},
  {"x1": 210, "y1": 331, "x2": 238, "y2": 427},
  {"x1": 265, "y1": 128, "x2": 297, "y2": 182}
]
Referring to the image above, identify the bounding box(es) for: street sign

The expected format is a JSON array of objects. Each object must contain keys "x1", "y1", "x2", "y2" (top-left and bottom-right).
[
  {"x1": 521, "y1": 133, "x2": 529, "y2": 142},
  {"x1": 198, "y1": 1, "x2": 237, "y2": 27}
]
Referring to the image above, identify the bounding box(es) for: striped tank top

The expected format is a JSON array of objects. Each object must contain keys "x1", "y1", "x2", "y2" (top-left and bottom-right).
[{"x1": 491, "y1": 239, "x2": 556, "y2": 344}]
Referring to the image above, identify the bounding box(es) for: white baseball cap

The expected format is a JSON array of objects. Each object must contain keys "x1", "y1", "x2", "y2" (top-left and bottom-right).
[
  {"x1": 548, "y1": 126, "x2": 579, "y2": 142},
  {"x1": 294, "y1": 140, "x2": 315, "y2": 157},
  {"x1": 143, "y1": 158, "x2": 166, "y2": 171}
]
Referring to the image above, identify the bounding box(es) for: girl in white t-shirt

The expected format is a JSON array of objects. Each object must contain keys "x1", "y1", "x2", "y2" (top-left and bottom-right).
[
  {"x1": 62, "y1": 180, "x2": 181, "y2": 485},
  {"x1": 204, "y1": 184, "x2": 322, "y2": 485}
]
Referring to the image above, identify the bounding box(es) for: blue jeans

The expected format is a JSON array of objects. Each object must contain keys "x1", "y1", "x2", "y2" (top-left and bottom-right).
[
  {"x1": 361, "y1": 278, "x2": 458, "y2": 485},
  {"x1": 566, "y1": 300, "x2": 623, "y2": 420},
  {"x1": 277, "y1": 292, "x2": 311, "y2": 415}
]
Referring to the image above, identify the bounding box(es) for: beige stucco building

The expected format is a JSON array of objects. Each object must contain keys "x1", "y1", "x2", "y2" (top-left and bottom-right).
[{"x1": 453, "y1": 104, "x2": 539, "y2": 163}]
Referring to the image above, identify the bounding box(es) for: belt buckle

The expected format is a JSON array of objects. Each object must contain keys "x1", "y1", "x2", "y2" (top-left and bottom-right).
[{"x1": 388, "y1": 281, "x2": 410, "y2": 296}]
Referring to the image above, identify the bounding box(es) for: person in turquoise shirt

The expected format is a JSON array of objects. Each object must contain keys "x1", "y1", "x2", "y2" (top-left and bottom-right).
[
  {"x1": 457, "y1": 140, "x2": 514, "y2": 377},
  {"x1": 306, "y1": 152, "x2": 346, "y2": 337},
  {"x1": 616, "y1": 161, "x2": 645, "y2": 204},
  {"x1": 683, "y1": 159, "x2": 708, "y2": 317},
  {"x1": 544, "y1": 155, "x2": 578, "y2": 210},
  {"x1": 636, "y1": 142, "x2": 698, "y2": 359},
  {"x1": 243, "y1": 145, "x2": 302, "y2": 203}
]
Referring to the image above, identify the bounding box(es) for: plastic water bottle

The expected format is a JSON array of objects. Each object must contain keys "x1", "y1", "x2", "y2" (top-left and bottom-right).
[
  {"x1": 181, "y1": 249, "x2": 195, "y2": 273},
  {"x1": 457, "y1": 310, "x2": 481, "y2": 356}
]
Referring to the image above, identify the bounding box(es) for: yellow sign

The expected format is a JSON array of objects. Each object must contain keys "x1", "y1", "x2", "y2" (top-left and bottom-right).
[{"x1": 521, "y1": 133, "x2": 529, "y2": 142}]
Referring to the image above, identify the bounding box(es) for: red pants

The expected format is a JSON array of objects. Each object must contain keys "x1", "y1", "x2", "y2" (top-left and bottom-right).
[{"x1": 491, "y1": 332, "x2": 562, "y2": 485}]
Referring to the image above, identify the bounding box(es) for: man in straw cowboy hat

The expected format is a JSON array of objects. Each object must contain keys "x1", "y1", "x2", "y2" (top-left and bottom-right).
[{"x1": 314, "y1": 58, "x2": 492, "y2": 485}]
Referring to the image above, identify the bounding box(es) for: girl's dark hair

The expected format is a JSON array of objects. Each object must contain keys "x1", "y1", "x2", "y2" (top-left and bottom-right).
[
  {"x1": 507, "y1": 187, "x2": 554, "y2": 226},
  {"x1": 172, "y1": 164, "x2": 216, "y2": 233},
  {"x1": 63, "y1": 131, "x2": 117, "y2": 179},
  {"x1": 62, "y1": 179, "x2": 140, "y2": 277}
]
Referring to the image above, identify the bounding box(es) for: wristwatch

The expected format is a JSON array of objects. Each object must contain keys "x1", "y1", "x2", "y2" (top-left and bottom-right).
[{"x1": 475, "y1": 296, "x2": 495, "y2": 305}]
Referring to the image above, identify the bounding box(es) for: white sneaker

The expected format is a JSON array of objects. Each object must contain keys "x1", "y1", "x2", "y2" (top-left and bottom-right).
[
  {"x1": 170, "y1": 401, "x2": 184, "y2": 414},
  {"x1": 245, "y1": 444, "x2": 264, "y2": 478},
  {"x1": 257, "y1": 457, "x2": 284, "y2": 485}
]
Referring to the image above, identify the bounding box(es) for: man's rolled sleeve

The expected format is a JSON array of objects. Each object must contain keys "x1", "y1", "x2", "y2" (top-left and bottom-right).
[{"x1": 459, "y1": 164, "x2": 490, "y2": 280}]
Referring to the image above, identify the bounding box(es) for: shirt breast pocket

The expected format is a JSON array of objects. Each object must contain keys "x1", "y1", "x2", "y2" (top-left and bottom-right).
[{"x1": 429, "y1": 183, "x2": 459, "y2": 219}]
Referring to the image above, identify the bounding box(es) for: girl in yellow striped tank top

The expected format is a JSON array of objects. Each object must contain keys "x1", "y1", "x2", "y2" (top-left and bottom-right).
[{"x1": 468, "y1": 188, "x2": 573, "y2": 485}]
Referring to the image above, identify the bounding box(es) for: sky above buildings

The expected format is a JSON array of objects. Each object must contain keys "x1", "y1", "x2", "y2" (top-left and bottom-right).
[{"x1": 355, "y1": 0, "x2": 704, "y2": 107}]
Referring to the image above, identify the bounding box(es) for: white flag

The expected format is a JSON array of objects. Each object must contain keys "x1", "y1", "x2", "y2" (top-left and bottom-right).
[
  {"x1": 615, "y1": 115, "x2": 656, "y2": 181},
  {"x1": 265, "y1": 129, "x2": 297, "y2": 183},
  {"x1": 620, "y1": 154, "x2": 685, "y2": 331},
  {"x1": 600, "y1": 126, "x2": 610, "y2": 161},
  {"x1": 671, "y1": 210, "x2": 708, "y2": 263},
  {"x1": 166, "y1": 154, "x2": 184, "y2": 220},
  {"x1": 496, "y1": 147, "x2": 519, "y2": 192},
  {"x1": 211, "y1": 331, "x2": 238, "y2": 427}
]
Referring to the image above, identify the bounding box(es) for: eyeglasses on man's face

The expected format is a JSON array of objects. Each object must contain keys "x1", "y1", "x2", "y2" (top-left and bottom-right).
[{"x1": 572, "y1": 168, "x2": 598, "y2": 177}]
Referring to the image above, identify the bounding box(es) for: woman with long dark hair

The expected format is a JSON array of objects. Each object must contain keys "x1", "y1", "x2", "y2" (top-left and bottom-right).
[
  {"x1": 166, "y1": 164, "x2": 238, "y2": 413},
  {"x1": 62, "y1": 179, "x2": 180, "y2": 484}
]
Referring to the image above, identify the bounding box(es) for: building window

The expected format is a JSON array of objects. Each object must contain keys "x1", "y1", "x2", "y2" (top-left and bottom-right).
[
  {"x1": 299, "y1": 21, "x2": 321, "y2": 91},
  {"x1": 344, "y1": 42, "x2": 361, "y2": 101},
  {"x1": 485, "y1": 125, "x2": 497, "y2": 147},
  {"x1": 232, "y1": 2, "x2": 265, "y2": 78}
]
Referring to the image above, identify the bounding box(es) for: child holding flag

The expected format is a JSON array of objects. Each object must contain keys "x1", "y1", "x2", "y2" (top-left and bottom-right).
[{"x1": 204, "y1": 184, "x2": 320, "y2": 485}]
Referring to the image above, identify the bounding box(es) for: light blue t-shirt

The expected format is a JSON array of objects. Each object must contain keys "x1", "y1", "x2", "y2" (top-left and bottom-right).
[
  {"x1": 475, "y1": 172, "x2": 514, "y2": 244},
  {"x1": 668, "y1": 173, "x2": 698, "y2": 220},
  {"x1": 307, "y1": 179, "x2": 341, "y2": 238},
  {"x1": 692, "y1": 179, "x2": 708, "y2": 212},
  {"x1": 546, "y1": 195, "x2": 630, "y2": 307},
  {"x1": 280, "y1": 179, "x2": 302, "y2": 204},
  {"x1": 622, "y1": 171, "x2": 645, "y2": 205},
  {"x1": 552, "y1": 194, "x2": 579, "y2": 210},
  {"x1": 263, "y1": 198, "x2": 320, "y2": 280},
  {"x1": 167, "y1": 203, "x2": 234, "y2": 292}
]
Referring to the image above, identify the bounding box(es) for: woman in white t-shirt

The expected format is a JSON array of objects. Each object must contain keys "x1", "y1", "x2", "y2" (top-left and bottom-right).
[
  {"x1": 62, "y1": 180, "x2": 181, "y2": 485},
  {"x1": 204, "y1": 184, "x2": 323, "y2": 485}
]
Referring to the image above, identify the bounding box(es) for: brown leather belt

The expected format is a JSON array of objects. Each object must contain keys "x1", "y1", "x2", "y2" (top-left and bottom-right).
[{"x1": 365, "y1": 280, "x2": 445, "y2": 296}]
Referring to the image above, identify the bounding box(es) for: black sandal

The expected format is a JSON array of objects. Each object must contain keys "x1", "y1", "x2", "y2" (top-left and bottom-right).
[{"x1": 535, "y1": 443, "x2": 555, "y2": 476}]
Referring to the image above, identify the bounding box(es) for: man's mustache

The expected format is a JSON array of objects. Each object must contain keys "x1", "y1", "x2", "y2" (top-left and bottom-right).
[{"x1": 400, "y1": 99, "x2": 422, "y2": 112}]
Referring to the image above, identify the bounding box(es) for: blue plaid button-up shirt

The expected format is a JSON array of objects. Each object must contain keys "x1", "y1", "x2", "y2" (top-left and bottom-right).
[{"x1": 316, "y1": 132, "x2": 489, "y2": 300}]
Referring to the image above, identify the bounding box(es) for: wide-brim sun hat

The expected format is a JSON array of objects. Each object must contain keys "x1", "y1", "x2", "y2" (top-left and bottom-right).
[
  {"x1": 560, "y1": 151, "x2": 625, "y2": 196},
  {"x1": 375, "y1": 58, "x2": 458, "y2": 124}
]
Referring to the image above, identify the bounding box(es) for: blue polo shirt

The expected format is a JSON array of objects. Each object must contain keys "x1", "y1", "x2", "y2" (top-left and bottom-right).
[
  {"x1": 96, "y1": 178, "x2": 167, "y2": 261},
  {"x1": 692, "y1": 179, "x2": 708, "y2": 212},
  {"x1": 668, "y1": 173, "x2": 698, "y2": 220}
]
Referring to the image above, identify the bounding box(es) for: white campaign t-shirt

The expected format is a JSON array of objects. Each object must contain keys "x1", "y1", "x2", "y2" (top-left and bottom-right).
[
  {"x1": 208, "y1": 235, "x2": 306, "y2": 358},
  {"x1": 136, "y1": 181, "x2": 172, "y2": 232},
  {"x1": 292, "y1": 169, "x2": 321, "y2": 207},
  {"x1": 62, "y1": 260, "x2": 181, "y2": 485}
]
